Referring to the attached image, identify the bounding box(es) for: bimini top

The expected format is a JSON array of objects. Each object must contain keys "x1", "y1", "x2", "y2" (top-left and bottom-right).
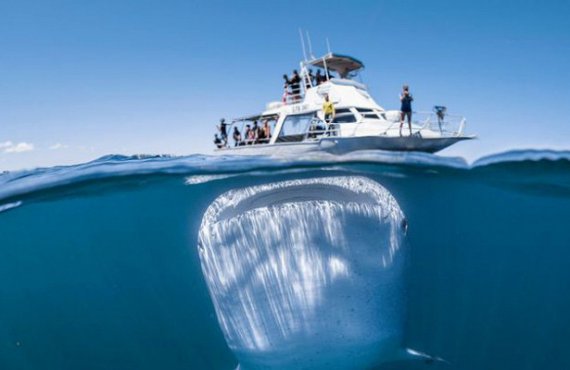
[
  {"x1": 232, "y1": 112, "x2": 280, "y2": 122},
  {"x1": 306, "y1": 53, "x2": 365, "y2": 77}
]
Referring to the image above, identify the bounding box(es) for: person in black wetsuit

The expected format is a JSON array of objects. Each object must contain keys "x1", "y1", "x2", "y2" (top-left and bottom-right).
[
  {"x1": 217, "y1": 118, "x2": 229, "y2": 144},
  {"x1": 289, "y1": 70, "x2": 301, "y2": 101},
  {"x1": 399, "y1": 85, "x2": 414, "y2": 136},
  {"x1": 282, "y1": 74, "x2": 291, "y2": 102},
  {"x1": 315, "y1": 70, "x2": 322, "y2": 85},
  {"x1": 315, "y1": 69, "x2": 326, "y2": 85},
  {"x1": 213, "y1": 134, "x2": 224, "y2": 149}
]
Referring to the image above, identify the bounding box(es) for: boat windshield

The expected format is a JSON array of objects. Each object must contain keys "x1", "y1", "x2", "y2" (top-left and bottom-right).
[
  {"x1": 276, "y1": 113, "x2": 314, "y2": 143},
  {"x1": 355, "y1": 107, "x2": 384, "y2": 120}
]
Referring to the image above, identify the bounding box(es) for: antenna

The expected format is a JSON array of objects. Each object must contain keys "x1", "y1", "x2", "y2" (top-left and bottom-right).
[
  {"x1": 305, "y1": 30, "x2": 315, "y2": 59},
  {"x1": 326, "y1": 37, "x2": 332, "y2": 54},
  {"x1": 299, "y1": 28, "x2": 308, "y2": 61}
]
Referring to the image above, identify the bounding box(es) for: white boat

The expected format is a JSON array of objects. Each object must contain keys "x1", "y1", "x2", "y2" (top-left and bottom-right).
[{"x1": 217, "y1": 52, "x2": 474, "y2": 155}]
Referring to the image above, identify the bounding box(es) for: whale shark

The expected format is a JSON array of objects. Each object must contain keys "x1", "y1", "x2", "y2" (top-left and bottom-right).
[{"x1": 198, "y1": 176, "x2": 441, "y2": 369}]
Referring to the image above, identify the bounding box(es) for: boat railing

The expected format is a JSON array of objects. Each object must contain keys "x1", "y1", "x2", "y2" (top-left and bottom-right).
[
  {"x1": 304, "y1": 119, "x2": 340, "y2": 140},
  {"x1": 382, "y1": 111, "x2": 467, "y2": 137},
  {"x1": 283, "y1": 91, "x2": 304, "y2": 105},
  {"x1": 416, "y1": 111, "x2": 466, "y2": 137}
]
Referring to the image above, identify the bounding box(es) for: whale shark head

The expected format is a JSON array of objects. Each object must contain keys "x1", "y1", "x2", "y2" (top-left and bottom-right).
[{"x1": 198, "y1": 176, "x2": 409, "y2": 370}]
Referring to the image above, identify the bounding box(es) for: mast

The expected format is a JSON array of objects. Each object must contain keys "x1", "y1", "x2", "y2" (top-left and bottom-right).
[
  {"x1": 298, "y1": 28, "x2": 308, "y2": 61},
  {"x1": 306, "y1": 31, "x2": 315, "y2": 59}
]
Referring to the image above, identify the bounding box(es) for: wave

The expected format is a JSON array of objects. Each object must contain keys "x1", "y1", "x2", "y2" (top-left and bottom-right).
[
  {"x1": 472, "y1": 149, "x2": 570, "y2": 167},
  {"x1": 1, "y1": 149, "x2": 569, "y2": 204}
]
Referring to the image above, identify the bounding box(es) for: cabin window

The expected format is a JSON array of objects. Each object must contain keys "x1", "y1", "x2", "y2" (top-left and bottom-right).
[
  {"x1": 363, "y1": 113, "x2": 381, "y2": 119},
  {"x1": 333, "y1": 109, "x2": 357, "y2": 123},
  {"x1": 356, "y1": 108, "x2": 382, "y2": 119},
  {"x1": 333, "y1": 114, "x2": 357, "y2": 123},
  {"x1": 276, "y1": 113, "x2": 314, "y2": 142},
  {"x1": 336, "y1": 108, "x2": 352, "y2": 114}
]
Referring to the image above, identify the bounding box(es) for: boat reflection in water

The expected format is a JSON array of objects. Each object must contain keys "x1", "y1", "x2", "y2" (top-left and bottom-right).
[{"x1": 198, "y1": 177, "x2": 422, "y2": 369}]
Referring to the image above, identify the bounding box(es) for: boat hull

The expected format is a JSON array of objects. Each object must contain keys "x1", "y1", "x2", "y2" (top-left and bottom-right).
[{"x1": 217, "y1": 135, "x2": 474, "y2": 156}]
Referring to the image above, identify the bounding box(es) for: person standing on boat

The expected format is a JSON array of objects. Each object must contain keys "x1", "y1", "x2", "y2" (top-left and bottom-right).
[
  {"x1": 282, "y1": 74, "x2": 291, "y2": 103},
  {"x1": 262, "y1": 120, "x2": 271, "y2": 141},
  {"x1": 399, "y1": 85, "x2": 414, "y2": 136},
  {"x1": 251, "y1": 121, "x2": 260, "y2": 144},
  {"x1": 257, "y1": 120, "x2": 271, "y2": 144},
  {"x1": 290, "y1": 70, "x2": 301, "y2": 101},
  {"x1": 244, "y1": 124, "x2": 253, "y2": 145},
  {"x1": 322, "y1": 94, "x2": 335, "y2": 124},
  {"x1": 315, "y1": 70, "x2": 324, "y2": 85},
  {"x1": 232, "y1": 126, "x2": 242, "y2": 146},
  {"x1": 213, "y1": 134, "x2": 224, "y2": 149},
  {"x1": 217, "y1": 118, "x2": 229, "y2": 145},
  {"x1": 255, "y1": 121, "x2": 264, "y2": 143}
]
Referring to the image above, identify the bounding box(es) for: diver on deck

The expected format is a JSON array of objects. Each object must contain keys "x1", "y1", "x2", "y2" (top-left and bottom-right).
[
  {"x1": 399, "y1": 85, "x2": 414, "y2": 136},
  {"x1": 217, "y1": 118, "x2": 229, "y2": 144}
]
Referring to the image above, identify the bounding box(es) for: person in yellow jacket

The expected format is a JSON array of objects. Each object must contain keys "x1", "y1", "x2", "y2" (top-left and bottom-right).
[{"x1": 322, "y1": 94, "x2": 335, "y2": 124}]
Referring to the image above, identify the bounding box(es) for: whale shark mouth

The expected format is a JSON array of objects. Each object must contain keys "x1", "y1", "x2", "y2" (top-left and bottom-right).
[{"x1": 198, "y1": 176, "x2": 408, "y2": 369}]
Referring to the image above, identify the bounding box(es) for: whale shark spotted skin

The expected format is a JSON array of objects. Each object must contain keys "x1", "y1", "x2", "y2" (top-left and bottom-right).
[{"x1": 198, "y1": 177, "x2": 410, "y2": 370}]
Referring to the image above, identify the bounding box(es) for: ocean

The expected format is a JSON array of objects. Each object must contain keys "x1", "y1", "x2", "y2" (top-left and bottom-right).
[{"x1": 1, "y1": 150, "x2": 569, "y2": 370}]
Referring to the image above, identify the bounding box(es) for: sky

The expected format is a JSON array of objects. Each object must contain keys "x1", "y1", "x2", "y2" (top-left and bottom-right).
[{"x1": 1, "y1": 0, "x2": 569, "y2": 170}]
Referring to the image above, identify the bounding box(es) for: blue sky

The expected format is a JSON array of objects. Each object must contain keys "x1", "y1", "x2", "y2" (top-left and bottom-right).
[{"x1": 1, "y1": 0, "x2": 569, "y2": 170}]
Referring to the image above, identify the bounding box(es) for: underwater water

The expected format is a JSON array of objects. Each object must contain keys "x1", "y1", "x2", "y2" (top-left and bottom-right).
[{"x1": 0, "y1": 150, "x2": 569, "y2": 370}]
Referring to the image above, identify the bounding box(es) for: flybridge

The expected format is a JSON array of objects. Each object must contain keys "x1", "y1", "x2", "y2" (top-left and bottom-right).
[
  {"x1": 305, "y1": 53, "x2": 364, "y2": 78},
  {"x1": 295, "y1": 30, "x2": 365, "y2": 92}
]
